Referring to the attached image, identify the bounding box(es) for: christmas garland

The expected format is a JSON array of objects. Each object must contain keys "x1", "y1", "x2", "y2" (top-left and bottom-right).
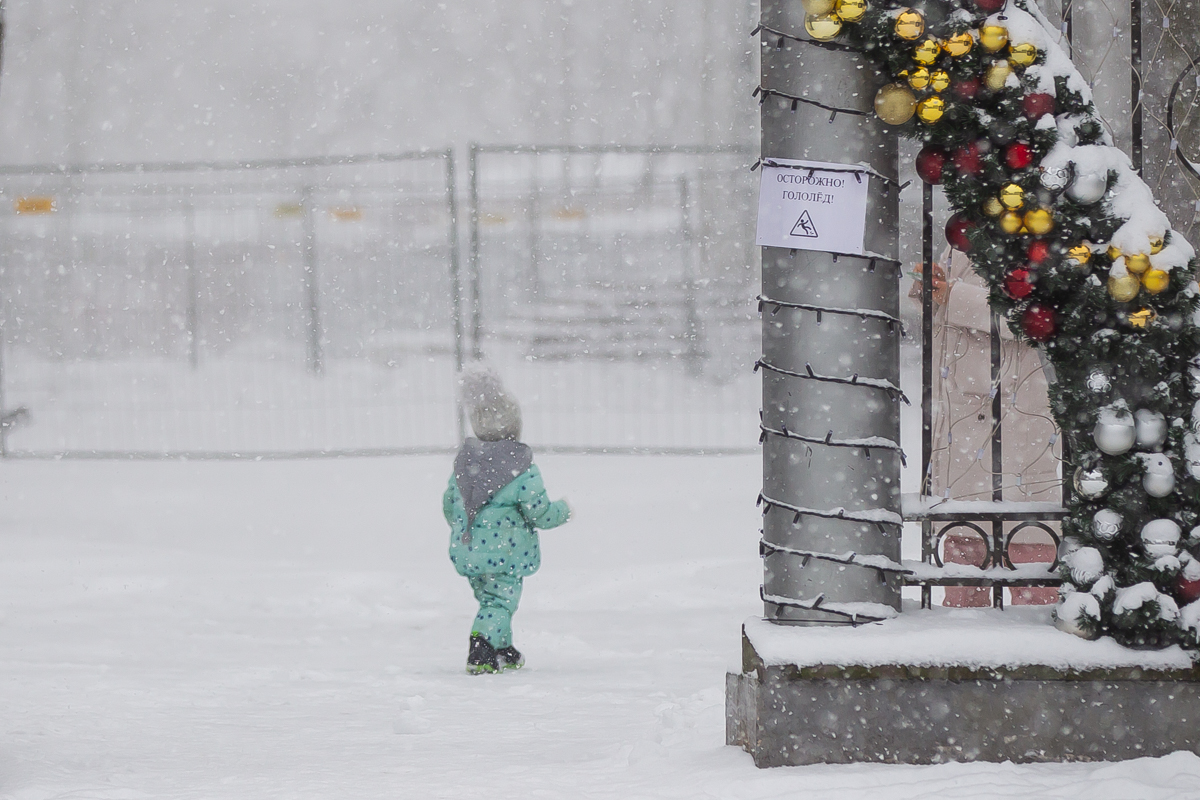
[{"x1": 791, "y1": 0, "x2": 1200, "y2": 648}]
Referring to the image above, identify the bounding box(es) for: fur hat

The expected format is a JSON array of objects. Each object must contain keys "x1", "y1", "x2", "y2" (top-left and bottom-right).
[{"x1": 459, "y1": 363, "x2": 522, "y2": 442}]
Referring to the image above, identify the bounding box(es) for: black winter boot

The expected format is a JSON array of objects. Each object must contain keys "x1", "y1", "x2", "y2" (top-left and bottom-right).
[
  {"x1": 497, "y1": 645, "x2": 525, "y2": 671},
  {"x1": 467, "y1": 634, "x2": 499, "y2": 675}
]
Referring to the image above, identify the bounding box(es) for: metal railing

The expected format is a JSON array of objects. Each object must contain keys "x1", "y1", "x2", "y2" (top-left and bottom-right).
[{"x1": 905, "y1": 182, "x2": 1065, "y2": 609}]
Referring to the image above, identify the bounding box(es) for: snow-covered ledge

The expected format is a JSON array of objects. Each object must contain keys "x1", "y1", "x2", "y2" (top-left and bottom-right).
[
  {"x1": 727, "y1": 604, "x2": 1200, "y2": 766},
  {"x1": 743, "y1": 605, "x2": 1194, "y2": 673}
]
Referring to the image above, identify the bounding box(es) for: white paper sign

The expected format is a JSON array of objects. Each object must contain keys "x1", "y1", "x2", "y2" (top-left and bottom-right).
[{"x1": 755, "y1": 158, "x2": 870, "y2": 255}]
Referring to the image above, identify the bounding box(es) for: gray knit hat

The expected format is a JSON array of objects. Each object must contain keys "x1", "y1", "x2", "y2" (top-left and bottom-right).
[{"x1": 459, "y1": 363, "x2": 522, "y2": 442}]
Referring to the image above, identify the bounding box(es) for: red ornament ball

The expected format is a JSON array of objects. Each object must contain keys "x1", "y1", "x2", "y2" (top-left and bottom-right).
[
  {"x1": 1178, "y1": 574, "x2": 1200, "y2": 604},
  {"x1": 916, "y1": 146, "x2": 948, "y2": 185},
  {"x1": 945, "y1": 213, "x2": 975, "y2": 252},
  {"x1": 1003, "y1": 268, "x2": 1035, "y2": 299},
  {"x1": 953, "y1": 78, "x2": 982, "y2": 101},
  {"x1": 1027, "y1": 240, "x2": 1051, "y2": 264},
  {"x1": 973, "y1": 0, "x2": 1006, "y2": 11},
  {"x1": 1005, "y1": 142, "x2": 1034, "y2": 170},
  {"x1": 1022, "y1": 304, "x2": 1057, "y2": 341},
  {"x1": 1022, "y1": 93, "x2": 1055, "y2": 119},
  {"x1": 952, "y1": 143, "x2": 982, "y2": 176}
]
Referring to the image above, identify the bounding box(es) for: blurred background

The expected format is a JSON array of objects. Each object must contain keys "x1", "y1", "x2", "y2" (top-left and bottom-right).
[{"x1": 0, "y1": 0, "x2": 762, "y2": 456}]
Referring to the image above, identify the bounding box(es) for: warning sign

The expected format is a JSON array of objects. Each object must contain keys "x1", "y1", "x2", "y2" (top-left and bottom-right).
[
  {"x1": 755, "y1": 157, "x2": 870, "y2": 255},
  {"x1": 790, "y1": 209, "x2": 818, "y2": 238}
]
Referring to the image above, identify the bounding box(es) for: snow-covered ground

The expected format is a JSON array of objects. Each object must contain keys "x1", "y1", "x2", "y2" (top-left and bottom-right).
[{"x1": 1, "y1": 454, "x2": 1198, "y2": 798}]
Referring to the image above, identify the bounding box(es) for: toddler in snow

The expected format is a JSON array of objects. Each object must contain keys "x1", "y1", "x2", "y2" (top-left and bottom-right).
[{"x1": 443, "y1": 366, "x2": 570, "y2": 674}]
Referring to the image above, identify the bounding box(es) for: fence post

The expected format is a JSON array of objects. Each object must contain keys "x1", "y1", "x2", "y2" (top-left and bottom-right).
[
  {"x1": 468, "y1": 143, "x2": 482, "y2": 360},
  {"x1": 302, "y1": 187, "x2": 323, "y2": 375},
  {"x1": 184, "y1": 201, "x2": 199, "y2": 369},
  {"x1": 678, "y1": 175, "x2": 703, "y2": 373},
  {"x1": 446, "y1": 149, "x2": 466, "y2": 442}
]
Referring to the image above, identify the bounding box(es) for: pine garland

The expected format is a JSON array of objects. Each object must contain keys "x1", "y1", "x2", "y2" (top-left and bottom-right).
[{"x1": 793, "y1": 0, "x2": 1200, "y2": 647}]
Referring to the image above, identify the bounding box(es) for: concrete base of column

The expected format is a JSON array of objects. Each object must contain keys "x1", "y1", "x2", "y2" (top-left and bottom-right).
[{"x1": 726, "y1": 615, "x2": 1200, "y2": 766}]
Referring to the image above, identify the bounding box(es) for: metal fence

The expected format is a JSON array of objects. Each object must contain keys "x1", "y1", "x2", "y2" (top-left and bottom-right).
[
  {"x1": 467, "y1": 144, "x2": 760, "y2": 452},
  {"x1": 0, "y1": 152, "x2": 461, "y2": 456},
  {"x1": 0, "y1": 145, "x2": 761, "y2": 457}
]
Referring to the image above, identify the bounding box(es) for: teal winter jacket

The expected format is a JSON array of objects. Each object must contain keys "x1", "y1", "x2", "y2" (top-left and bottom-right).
[{"x1": 444, "y1": 463, "x2": 569, "y2": 577}]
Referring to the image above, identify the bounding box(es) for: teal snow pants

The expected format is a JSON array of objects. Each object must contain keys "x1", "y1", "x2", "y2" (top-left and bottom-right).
[{"x1": 469, "y1": 574, "x2": 524, "y2": 649}]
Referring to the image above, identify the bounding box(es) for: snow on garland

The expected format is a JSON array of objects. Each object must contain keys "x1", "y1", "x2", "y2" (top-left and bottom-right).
[{"x1": 788, "y1": 0, "x2": 1200, "y2": 648}]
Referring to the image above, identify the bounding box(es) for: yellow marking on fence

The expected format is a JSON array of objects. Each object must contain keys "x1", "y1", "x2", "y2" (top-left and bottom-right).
[
  {"x1": 15, "y1": 197, "x2": 54, "y2": 215},
  {"x1": 274, "y1": 202, "x2": 304, "y2": 218},
  {"x1": 553, "y1": 206, "x2": 586, "y2": 220},
  {"x1": 329, "y1": 206, "x2": 362, "y2": 222}
]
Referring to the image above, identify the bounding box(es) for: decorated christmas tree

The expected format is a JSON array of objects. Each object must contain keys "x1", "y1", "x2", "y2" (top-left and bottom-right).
[{"x1": 777, "y1": 0, "x2": 1200, "y2": 647}]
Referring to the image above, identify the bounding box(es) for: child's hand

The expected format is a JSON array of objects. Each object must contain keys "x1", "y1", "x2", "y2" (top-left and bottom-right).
[{"x1": 560, "y1": 497, "x2": 573, "y2": 521}]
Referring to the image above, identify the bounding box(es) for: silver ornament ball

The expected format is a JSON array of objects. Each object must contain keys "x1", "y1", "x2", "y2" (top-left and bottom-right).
[
  {"x1": 1134, "y1": 409, "x2": 1167, "y2": 451},
  {"x1": 1073, "y1": 467, "x2": 1108, "y2": 498},
  {"x1": 1092, "y1": 509, "x2": 1122, "y2": 542},
  {"x1": 1141, "y1": 518, "x2": 1181, "y2": 558},
  {"x1": 1086, "y1": 370, "x2": 1111, "y2": 393},
  {"x1": 1093, "y1": 416, "x2": 1136, "y2": 455},
  {"x1": 1141, "y1": 453, "x2": 1176, "y2": 498},
  {"x1": 1066, "y1": 171, "x2": 1108, "y2": 205}
]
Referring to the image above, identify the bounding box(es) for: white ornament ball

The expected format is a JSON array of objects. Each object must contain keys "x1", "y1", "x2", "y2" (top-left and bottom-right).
[
  {"x1": 1093, "y1": 409, "x2": 1136, "y2": 455},
  {"x1": 1074, "y1": 467, "x2": 1108, "y2": 498},
  {"x1": 1054, "y1": 592, "x2": 1100, "y2": 639},
  {"x1": 1141, "y1": 518, "x2": 1181, "y2": 558},
  {"x1": 1066, "y1": 171, "x2": 1108, "y2": 205},
  {"x1": 1064, "y1": 546, "x2": 1105, "y2": 585},
  {"x1": 1058, "y1": 536, "x2": 1083, "y2": 561},
  {"x1": 1140, "y1": 453, "x2": 1176, "y2": 498},
  {"x1": 1185, "y1": 432, "x2": 1200, "y2": 480},
  {"x1": 1086, "y1": 370, "x2": 1112, "y2": 393},
  {"x1": 1134, "y1": 409, "x2": 1168, "y2": 450},
  {"x1": 1041, "y1": 165, "x2": 1071, "y2": 191},
  {"x1": 1092, "y1": 509, "x2": 1123, "y2": 542}
]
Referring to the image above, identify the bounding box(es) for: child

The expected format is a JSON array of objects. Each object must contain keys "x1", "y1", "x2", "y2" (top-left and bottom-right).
[{"x1": 443, "y1": 366, "x2": 570, "y2": 674}]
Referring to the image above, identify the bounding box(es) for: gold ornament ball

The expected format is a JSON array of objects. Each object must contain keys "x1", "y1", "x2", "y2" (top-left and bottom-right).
[
  {"x1": 1142, "y1": 269, "x2": 1170, "y2": 294},
  {"x1": 1125, "y1": 252, "x2": 1150, "y2": 274},
  {"x1": 836, "y1": 0, "x2": 868, "y2": 22},
  {"x1": 986, "y1": 60, "x2": 1013, "y2": 91},
  {"x1": 805, "y1": 13, "x2": 843, "y2": 40},
  {"x1": 874, "y1": 83, "x2": 917, "y2": 125},
  {"x1": 1024, "y1": 208, "x2": 1054, "y2": 235},
  {"x1": 943, "y1": 32, "x2": 973, "y2": 56},
  {"x1": 1150, "y1": 235, "x2": 1165, "y2": 254},
  {"x1": 895, "y1": 9, "x2": 925, "y2": 40},
  {"x1": 999, "y1": 211, "x2": 1024, "y2": 234},
  {"x1": 1129, "y1": 307, "x2": 1157, "y2": 328},
  {"x1": 1067, "y1": 244, "x2": 1091, "y2": 265},
  {"x1": 983, "y1": 197, "x2": 1004, "y2": 216},
  {"x1": 802, "y1": 0, "x2": 838, "y2": 14},
  {"x1": 1107, "y1": 245, "x2": 1122, "y2": 260},
  {"x1": 916, "y1": 95, "x2": 945, "y2": 124},
  {"x1": 1009, "y1": 42, "x2": 1038, "y2": 67},
  {"x1": 980, "y1": 25, "x2": 1009, "y2": 52},
  {"x1": 1000, "y1": 183, "x2": 1025, "y2": 210},
  {"x1": 906, "y1": 67, "x2": 931, "y2": 90},
  {"x1": 930, "y1": 70, "x2": 951, "y2": 92},
  {"x1": 1108, "y1": 274, "x2": 1141, "y2": 302},
  {"x1": 914, "y1": 38, "x2": 940, "y2": 65}
]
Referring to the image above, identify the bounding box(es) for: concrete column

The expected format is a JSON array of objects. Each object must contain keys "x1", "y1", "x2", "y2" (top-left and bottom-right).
[{"x1": 759, "y1": 0, "x2": 901, "y2": 623}]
